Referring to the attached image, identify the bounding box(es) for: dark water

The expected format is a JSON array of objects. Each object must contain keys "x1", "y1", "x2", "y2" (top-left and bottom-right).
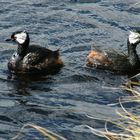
[{"x1": 0, "y1": 0, "x2": 140, "y2": 139}]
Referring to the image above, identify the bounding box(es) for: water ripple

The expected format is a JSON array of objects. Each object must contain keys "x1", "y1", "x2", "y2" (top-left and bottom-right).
[{"x1": 0, "y1": 0, "x2": 139, "y2": 139}]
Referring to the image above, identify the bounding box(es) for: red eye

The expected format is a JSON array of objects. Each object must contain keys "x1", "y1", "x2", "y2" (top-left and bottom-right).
[{"x1": 11, "y1": 35, "x2": 16, "y2": 40}]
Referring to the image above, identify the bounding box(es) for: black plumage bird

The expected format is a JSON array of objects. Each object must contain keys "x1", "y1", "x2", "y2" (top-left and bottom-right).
[
  {"x1": 86, "y1": 31, "x2": 140, "y2": 74},
  {"x1": 6, "y1": 30, "x2": 63, "y2": 75}
]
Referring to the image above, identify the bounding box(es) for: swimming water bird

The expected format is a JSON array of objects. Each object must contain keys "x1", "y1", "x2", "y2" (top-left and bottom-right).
[
  {"x1": 6, "y1": 30, "x2": 63, "y2": 75},
  {"x1": 86, "y1": 31, "x2": 140, "y2": 74}
]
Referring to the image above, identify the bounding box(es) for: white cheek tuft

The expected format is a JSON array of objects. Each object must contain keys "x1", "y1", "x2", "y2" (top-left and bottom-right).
[
  {"x1": 129, "y1": 31, "x2": 140, "y2": 44},
  {"x1": 129, "y1": 37, "x2": 139, "y2": 44},
  {"x1": 15, "y1": 32, "x2": 27, "y2": 44}
]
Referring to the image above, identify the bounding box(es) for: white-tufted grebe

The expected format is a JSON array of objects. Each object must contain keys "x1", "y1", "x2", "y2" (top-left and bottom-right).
[
  {"x1": 86, "y1": 31, "x2": 140, "y2": 74},
  {"x1": 6, "y1": 30, "x2": 63, "y2": 75}
]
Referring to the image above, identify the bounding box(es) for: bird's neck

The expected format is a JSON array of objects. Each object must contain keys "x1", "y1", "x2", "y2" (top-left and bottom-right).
[
  {"x1": 127, "y1": 39, "x2": 140, "y2": 67},
  {"x1": 17, "y1": 44, "x2": 27, "y2": 58},
  {"x1": 17, "y1": 38, "x2": 29, "y2": 58}
]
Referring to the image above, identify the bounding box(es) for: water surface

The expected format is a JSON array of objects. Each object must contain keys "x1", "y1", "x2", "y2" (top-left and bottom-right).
[{"x1": 0, "y1": 0, "x2": 140, "y2": 139}]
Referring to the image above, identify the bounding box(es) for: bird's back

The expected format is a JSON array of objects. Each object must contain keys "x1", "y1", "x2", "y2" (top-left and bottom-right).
[
  {"x1": 9, "y1": 44, "x2": 63, "y2": 74},
  {"x1": 86, "y1": 48, "x2": 131, "y2": 73}
]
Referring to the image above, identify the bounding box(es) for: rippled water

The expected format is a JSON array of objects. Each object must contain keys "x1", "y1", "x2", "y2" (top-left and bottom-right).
[{"x1": 0, "y1": 0, "x2": 140, "y2": 139}]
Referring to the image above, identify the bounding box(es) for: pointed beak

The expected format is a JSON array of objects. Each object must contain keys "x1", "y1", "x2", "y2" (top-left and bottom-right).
[
  {"x1": 5, "y1": 36, "x2": 15, "y2": 42},
  {"x1": 5, "y1": 38, "x2": 12, "y2": 42}
]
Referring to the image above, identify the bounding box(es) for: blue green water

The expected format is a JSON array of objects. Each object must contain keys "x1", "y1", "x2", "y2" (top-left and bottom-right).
[{"x1": 0, "y1": 0, "x2": 140, "y2": 139}]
